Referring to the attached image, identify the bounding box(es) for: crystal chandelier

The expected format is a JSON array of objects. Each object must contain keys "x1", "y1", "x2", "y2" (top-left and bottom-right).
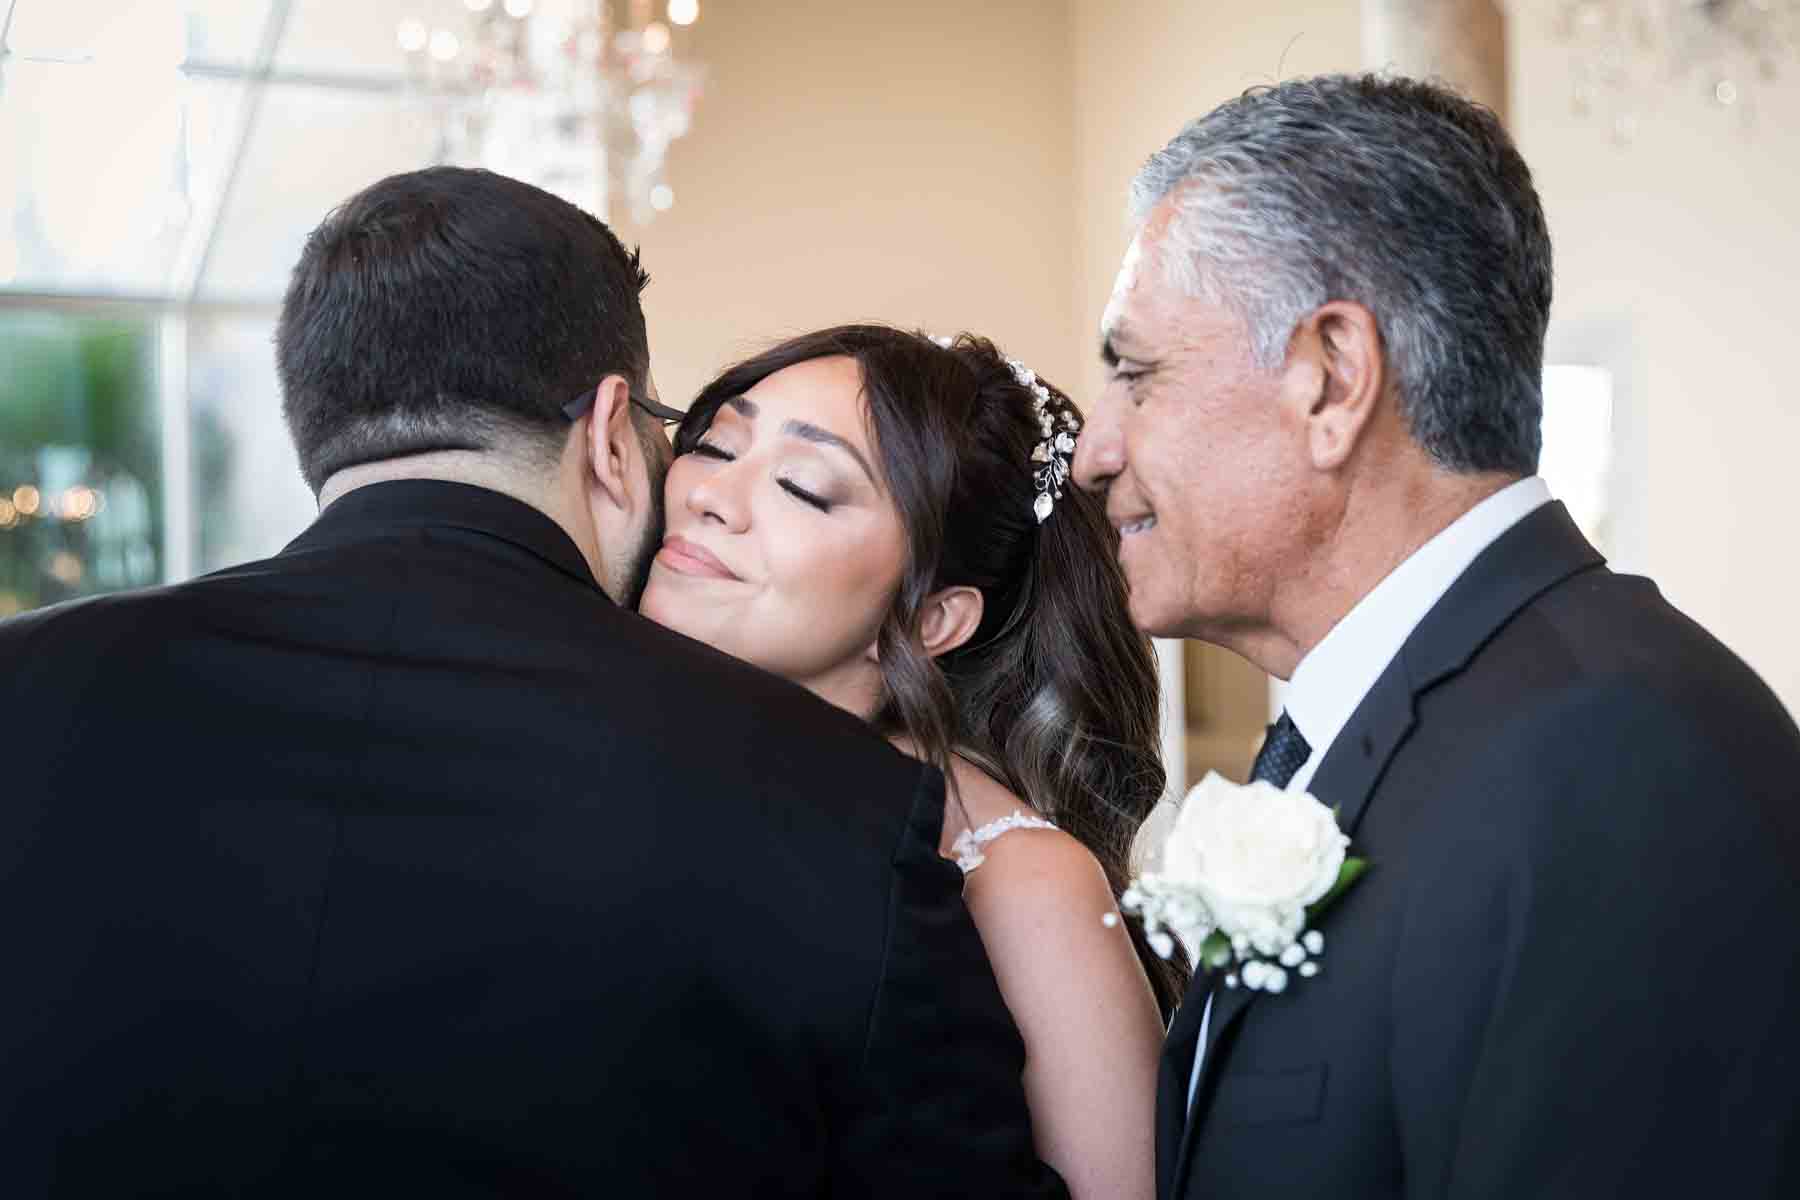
[
  {"x1": 398, "y1": 0, "x2": 704, "y2": 223},
  {"x1": 1534, "y1": 0, "x2": 1799, "y2": 142}
]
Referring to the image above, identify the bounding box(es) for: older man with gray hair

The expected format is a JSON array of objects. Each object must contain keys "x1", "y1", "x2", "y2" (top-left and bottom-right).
[{"x1": 1074, "y1": 74, "x2": 1800, "y2": 1200}]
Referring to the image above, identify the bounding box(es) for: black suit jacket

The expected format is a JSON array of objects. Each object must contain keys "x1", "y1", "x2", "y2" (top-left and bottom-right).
[
  {"x1": 1161, "y1": 502, "x2": 1800, "y2": 1199},
  {"x1": 0, "y1": 480, "x2": 1067, "y2": 1199}
]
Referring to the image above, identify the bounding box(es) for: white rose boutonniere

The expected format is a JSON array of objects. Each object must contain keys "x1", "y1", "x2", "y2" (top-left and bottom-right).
[{"x1": 1104, "y1": 772, "x2": 1369, "y2": 994}]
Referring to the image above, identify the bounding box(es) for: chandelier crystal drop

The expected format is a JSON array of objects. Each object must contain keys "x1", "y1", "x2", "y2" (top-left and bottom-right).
[
  {"x1": 398, "y1": 0, "x2": 704, "y2": 222},
  {"x1": 1528, "y1": 0, "x2": 1799, "y2": 143}
]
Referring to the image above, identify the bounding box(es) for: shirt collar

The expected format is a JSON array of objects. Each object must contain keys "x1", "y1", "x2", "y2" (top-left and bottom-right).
[
  {"x1": 1284, "y1": 476, "x2": 1552, "y2": 765},
  {"x1": 288, "y1": 478, "x2": 606, "y2": 596}
]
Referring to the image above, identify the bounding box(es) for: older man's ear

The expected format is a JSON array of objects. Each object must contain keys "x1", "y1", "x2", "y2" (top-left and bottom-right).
[{"x1": 1285, "y1": 301, "x2": 1387, "y2": 472}]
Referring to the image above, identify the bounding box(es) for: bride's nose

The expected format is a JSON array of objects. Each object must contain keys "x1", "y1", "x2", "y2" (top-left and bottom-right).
[{"x1": 685, "y1": 460, "x2": 751, "y2": 533}]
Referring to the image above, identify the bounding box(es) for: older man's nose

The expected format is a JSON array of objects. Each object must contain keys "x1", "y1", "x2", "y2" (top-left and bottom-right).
[{"x1": 1072, "y1": 410, "x2": 1124, "y2": 493}]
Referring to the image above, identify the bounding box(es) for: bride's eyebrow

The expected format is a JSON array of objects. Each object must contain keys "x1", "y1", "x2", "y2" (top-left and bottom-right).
[
  {"x1": 722, "y1": 390, "x2": 879, "y2": 488},
  {"x1": 782, "y1": 420, "x2": 877, "y2": 487}
]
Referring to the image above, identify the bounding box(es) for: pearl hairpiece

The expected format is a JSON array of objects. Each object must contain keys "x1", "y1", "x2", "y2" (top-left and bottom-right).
[
  {"x1": 1008, "y1": 357, "x2": 1080, "y2": 523},
  {"x1": 930, "y1": 335, "x2": 1080, "y2": 523}
]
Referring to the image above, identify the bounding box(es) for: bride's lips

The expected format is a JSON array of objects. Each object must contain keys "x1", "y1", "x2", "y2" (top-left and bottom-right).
[{"x1": 657, "y1": 535, "x2": 741, "y2": 581}]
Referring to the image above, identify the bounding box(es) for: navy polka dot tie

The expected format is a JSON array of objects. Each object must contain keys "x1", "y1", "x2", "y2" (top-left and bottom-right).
[{"x1": 1250, "y1": 710, "x2": 1311, "y2": 789}]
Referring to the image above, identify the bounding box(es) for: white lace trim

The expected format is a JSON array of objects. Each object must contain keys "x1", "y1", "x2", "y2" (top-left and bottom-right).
[{"x1": 952, "y1": 809, "x2": 1060, "y2": 874}]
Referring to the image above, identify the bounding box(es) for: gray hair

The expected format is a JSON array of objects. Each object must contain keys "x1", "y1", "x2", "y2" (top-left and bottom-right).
[{"x1": 1131, "y1": 73, "x2": 1551, "y2": 476}]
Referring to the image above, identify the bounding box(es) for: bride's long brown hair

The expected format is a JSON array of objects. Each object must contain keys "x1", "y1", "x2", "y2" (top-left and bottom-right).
[{"x1": 677, "y1": 325, "x2": 1189, "y2": 1014}]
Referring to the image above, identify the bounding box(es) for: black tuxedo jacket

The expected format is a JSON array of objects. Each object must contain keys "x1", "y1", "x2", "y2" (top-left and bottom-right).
[
  {"x1": 1161, "y1": 502, "x2": 1800, "y2": 1199},
  {"x1": 0, "y1": 481, "x2": 1067, "y2": 1199}
]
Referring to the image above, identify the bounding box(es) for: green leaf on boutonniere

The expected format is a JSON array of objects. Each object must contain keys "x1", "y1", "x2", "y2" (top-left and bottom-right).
[
  {"x1": 1306, "y1": 857, "x2": 1370, "y2": 921},
  {"x1": 1199, "y1": 929, "x2": 1233, "y2": 970}
]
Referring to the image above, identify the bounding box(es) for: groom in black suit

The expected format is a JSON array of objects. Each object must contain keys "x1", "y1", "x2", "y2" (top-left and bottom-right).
[
  {"x1": 0, "y1": 167, "x2": 1065, "y2": 1197},
  {"x1": 1075, "y1": 76, "x2": 1800, "y2": 1198}
]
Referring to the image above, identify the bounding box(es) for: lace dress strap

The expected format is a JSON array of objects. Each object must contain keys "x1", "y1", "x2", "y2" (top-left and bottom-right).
[{"x1": 951, "y1": 809, "x2": 1060, "y2": 874}]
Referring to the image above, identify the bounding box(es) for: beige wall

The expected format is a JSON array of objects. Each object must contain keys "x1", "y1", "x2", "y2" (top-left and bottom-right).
[
  {"x1": 617, "y1": 0, "x2": 1079, "y2": 413},
  {"x1": 1511, "y1": 23, "x2": 1800, "y2": 715}
]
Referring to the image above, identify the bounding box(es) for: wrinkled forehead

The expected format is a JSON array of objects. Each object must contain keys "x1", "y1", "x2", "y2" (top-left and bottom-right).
[
  {"x1": 1100, "y1": 212, "x2": 1185, "y2": 351},
  {"x1": 1100, "y1": 233, "x2": 1148, "y2": 341}
]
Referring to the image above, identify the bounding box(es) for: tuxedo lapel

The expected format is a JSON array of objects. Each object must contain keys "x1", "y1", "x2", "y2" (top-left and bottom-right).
[
  {"x1": 1309, "y1": 502, "x2": 1602, "y2": 838},
  {"x1": 1399, "y1": 501, "x2": 1604, "y2": 695},
  {"x1": 1166, "y1": 977, "x2": 1256, "y2": 1192},
  {"x1": 1306, "y1": 666, "x2": 1415, "y2": 839},
  {"x1": 1156, "y1": 981, "x2": 1209, "y2": 1196}
]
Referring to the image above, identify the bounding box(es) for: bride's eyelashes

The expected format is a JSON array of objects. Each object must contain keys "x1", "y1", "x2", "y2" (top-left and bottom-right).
[
  {"x1": 780, "y1": 481, "x2": 832, "y2": 513},
  {"x1": 689, "y1": 439, "x2": 835, "y2": 514}
]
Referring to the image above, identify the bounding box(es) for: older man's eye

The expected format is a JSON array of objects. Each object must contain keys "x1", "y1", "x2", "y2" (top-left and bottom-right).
[{"x1": 1113, "y1": 368, "x2": 1153, "y2": 399}]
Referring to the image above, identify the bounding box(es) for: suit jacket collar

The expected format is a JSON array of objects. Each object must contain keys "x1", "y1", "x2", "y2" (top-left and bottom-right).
[
  {"x1": 287, "y1": 479, "x2": 607, "y2": 597},
  {"x1": 1283, "y1": 477, "x2": 1552, "y2": 789},
  {"x1": 1396, "y1": 499, "x2": 1604, "y2": 697},
  {"x1": 1310, "y1": 499, "x2": 1603, "y2": 837},
  {"x1": 1158, "y1": 501, "x2": 1604, "y2": 1196}
]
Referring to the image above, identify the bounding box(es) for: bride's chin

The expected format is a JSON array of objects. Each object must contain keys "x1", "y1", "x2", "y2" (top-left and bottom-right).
[
  {"x1": 636, "y1": 578, "x2": 680, "y2": 628},
  {"x1": 639, "y1": 583, "x2": 728, "y2": 654}
]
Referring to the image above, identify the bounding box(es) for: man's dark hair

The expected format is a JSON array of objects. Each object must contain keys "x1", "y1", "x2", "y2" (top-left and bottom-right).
[{"x1": 276, "y1": 166, "x2": 651, "y2": 493}]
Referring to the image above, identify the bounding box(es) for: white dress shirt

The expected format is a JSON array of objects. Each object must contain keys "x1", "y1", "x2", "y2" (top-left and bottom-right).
[
  {"x1": 1284, "y1": 475, "x2": 1552, "y2": 793},
  {"x1": 1186, "y1": 476, "x2": 1552, "y2": 1114}
]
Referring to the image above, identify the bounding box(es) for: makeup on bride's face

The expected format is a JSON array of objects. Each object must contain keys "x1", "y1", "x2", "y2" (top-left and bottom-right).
[{"x1": 638, "y1": 356, "x2": 908, "y2": 713}]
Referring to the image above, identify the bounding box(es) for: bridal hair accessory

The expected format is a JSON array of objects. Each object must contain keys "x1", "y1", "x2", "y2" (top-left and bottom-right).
[
  {"x1": 1010, "y1": 358, "x2": 1081, "y2": 524},
  {"x1": 1104, "y1": 772, "x2": 1369, "y2": 994},
  {"x1": 928, "y1": 335, "x2": 1079, "y2": 522}
]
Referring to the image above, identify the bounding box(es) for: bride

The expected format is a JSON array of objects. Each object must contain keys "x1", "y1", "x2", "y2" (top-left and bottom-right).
[{"x1": 639, "y1": 324, "x2": 1184, "y2": 1199}]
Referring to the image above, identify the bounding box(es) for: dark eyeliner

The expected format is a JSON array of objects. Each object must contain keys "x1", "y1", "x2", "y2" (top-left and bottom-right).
[{"x1": 780, "y1": 480, "x2": 832, "y2": 512}]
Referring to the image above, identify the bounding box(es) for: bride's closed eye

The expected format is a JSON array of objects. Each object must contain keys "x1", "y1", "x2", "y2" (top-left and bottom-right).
[
  {"x1": 689, "y1": 439, "x2": 836, "y2": 514},
  {"x1": 780, "y1": 479, "x2": 832, "y2": 513}
]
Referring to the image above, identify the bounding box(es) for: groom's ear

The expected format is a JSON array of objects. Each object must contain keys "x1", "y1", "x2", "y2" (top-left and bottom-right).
[
  {"x1": 916, "y1": 585, "x2": 985, "y2": 660},
  {"x1": 583, "y1": 375, "x2": 641, "y2": 512},
  {"x1": 1288, "y1": 300, "x2": 1386, "y2": 472}
]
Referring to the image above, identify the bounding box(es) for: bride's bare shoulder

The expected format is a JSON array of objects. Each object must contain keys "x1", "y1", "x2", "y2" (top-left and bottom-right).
[
  {"x1": 888, "y1": 740, "x2": 1112, "y2": 902},
  {"x1": 945, "y1": 761, "x2": 1113, "y2": 913},
  {"x1": 948, "y1": 764, "x2": 1161, "y2": 1092}
]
